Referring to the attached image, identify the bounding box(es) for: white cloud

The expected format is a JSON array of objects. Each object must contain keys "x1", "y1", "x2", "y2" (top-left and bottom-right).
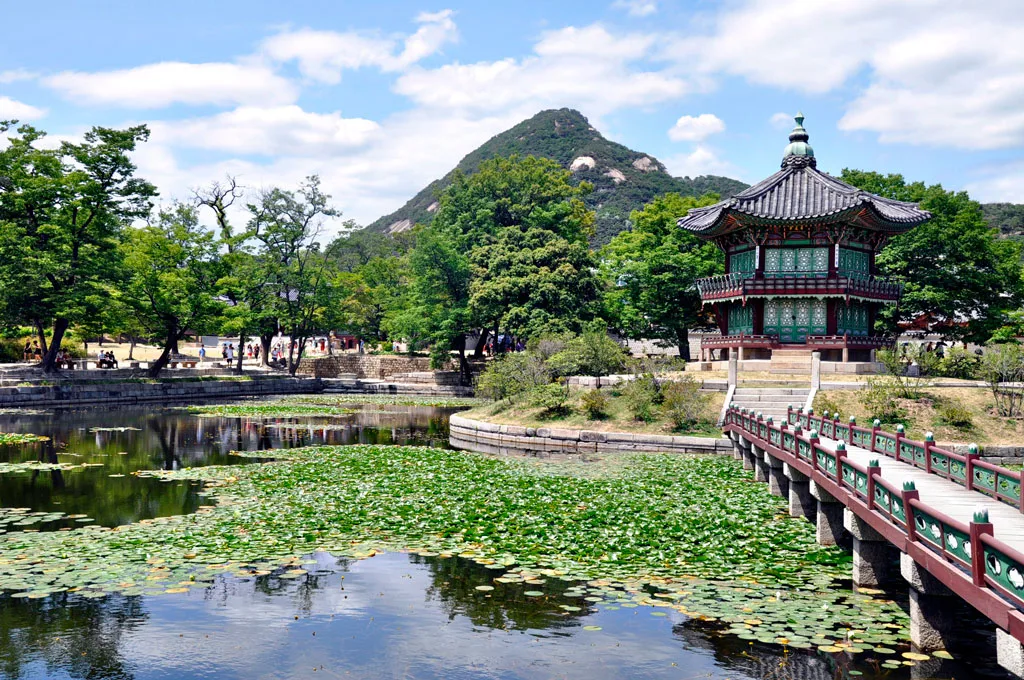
[
  {"x1": 262, "y1": 10, "x2": 457, "y2": 84},
  {"x1": 770, "y1": 112, "x2": 795, "y2": 130},
  {"x1": 0, "y1": 96, "x2": 46, "y2": 120},
  {"x1": 672, "y1": 0, "x2": 1024, "y2": 150},
  {"x1": 44, "y1": 62, "x2": 297, "y2": 108},
  {"x1": 0, "y1": 69, "x2": 36, "y2": 84},
  {"x1": 394, "y1": 24, "x2": 689, "y2": 117},
  {"x1": 662, "y1": 145, "x2": 736, "y2": 178},
  {"x1": 613, "y1": 0, "x2": 658, "y2": 17},
  {"x1": 668, "y1": 113, "x2": 724, "y2": 142},
  {"x1": 150, "y1": 106, "x2": 380, "y2": 156},
  {"x1": 965, "y1": 163, "x2": 1024, "y2": 203}
]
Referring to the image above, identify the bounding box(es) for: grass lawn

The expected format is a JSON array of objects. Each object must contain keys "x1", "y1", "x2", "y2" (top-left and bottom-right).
[
  {"x1": 463, "y1": 386, "x2": 726, "y2": 437},
  {"x1": 814, "y1": 387, "x2": 1024, "y2": 446}
]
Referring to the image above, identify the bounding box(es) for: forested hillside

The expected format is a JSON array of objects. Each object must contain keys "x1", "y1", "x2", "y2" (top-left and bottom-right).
[{"x1": 366, "y1": 108, "x2": 748, "y2": 245}]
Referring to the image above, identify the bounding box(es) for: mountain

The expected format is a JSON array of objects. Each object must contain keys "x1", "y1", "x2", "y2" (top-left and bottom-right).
[
  {"x1": 365, "y1": 108, "x2": 749, "y2": 245},
  {"x1": 982, "y1": 203, "x2": 1024, "y2": 239}
]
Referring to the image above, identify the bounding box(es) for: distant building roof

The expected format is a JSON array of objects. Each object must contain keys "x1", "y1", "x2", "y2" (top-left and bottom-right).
[{"x1": 678, "y1": 114, "x2": 931, "y2": 237}]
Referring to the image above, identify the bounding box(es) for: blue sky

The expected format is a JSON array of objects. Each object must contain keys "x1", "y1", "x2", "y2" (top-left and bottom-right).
[{"x1": 1, "y1": 0, "x2": 1021, "y2": 228}]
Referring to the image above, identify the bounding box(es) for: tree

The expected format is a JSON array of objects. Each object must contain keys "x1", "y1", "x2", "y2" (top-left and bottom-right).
[
  {"x1": 410, "y1": 155, "x2": 601, "y2": 379},
  {"x1": 246, "y1": 176, "x2": 340, "y2": 375},
  {"x1": 120, "y1": 203, "x2": 222, "y2": 377},
  {"x1": 600, "y1": 193, "x2": 723, "y2": 360},
  {"x1": 841, "y1": 170, "x2": 1024, "y2": 344},
  {"x1": 0, "y1": 122, "x2": 156, "y2": 371}
]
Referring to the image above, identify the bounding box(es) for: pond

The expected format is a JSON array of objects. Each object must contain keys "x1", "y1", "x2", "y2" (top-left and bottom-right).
[
  {"x1": 0, "y1": 402, "x2": 455, "y2": 530},
  {"x1": 0, "y1": 399, "x2": 1012, "y2": 679}
]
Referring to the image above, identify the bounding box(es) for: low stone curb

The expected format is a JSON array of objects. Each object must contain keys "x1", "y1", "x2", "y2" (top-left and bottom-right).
[
  {"x1": 323, "y1": 380, "x2": 474, "y2": 397},
  {"x1": 0, "y1": 377, "x2": 323, "y2": 408},
  {"x1": 449, "y1": 414, "x2": 731, "y2": 458}
]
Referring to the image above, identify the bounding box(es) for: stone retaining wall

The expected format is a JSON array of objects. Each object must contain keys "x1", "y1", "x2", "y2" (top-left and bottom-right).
[
  {"x1": 323, "y1": 380, "x2": 474, "y2": 397},
  {"x1": 449, "y1": 414, "x2": 731, "y2": 458},
  {"x1": 0, "y1": 377, "x2": 323, "y2": 408},
  {"x1": 298, "y1": 354, "x2": 454, "y2": 380}
]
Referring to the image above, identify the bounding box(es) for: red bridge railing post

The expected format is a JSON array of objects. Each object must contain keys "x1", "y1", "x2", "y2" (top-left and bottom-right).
[
  {"x1": 902, "y1": 482, "x2": 920, "y2": 541},
  {"x1": 970, "y1": 508, "x2": 993, "y2": 587},
  {"x1": 866, "y1": 460, "x2": 880, "y2": 506}
]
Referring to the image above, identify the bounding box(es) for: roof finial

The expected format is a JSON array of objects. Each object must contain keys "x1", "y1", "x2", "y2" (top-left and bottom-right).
[{"x1": 782, "y1": 111, "x2": 815, "y2": 168}]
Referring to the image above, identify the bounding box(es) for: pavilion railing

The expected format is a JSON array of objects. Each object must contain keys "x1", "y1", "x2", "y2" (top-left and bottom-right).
[
  {"x1": 695, "y1": 274, "x2": 903, "y2": 302},
  {"x1": 724, "y1": 405, "x2": 1024, "y2": 620}
]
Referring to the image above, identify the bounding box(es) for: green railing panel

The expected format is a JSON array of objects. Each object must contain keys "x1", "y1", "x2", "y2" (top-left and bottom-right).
[
  {"x1": 817, "y1": 449, "x2": 837, "y2": 475},
  {"x1": 759, "y1": 424, "x2": 768, "y2": 439},
  {"x1": 798, "y1": 439, "x2": 811, "y2": 460},
  {"x1": 841, "y1": 462, "x2": 855, "y2": 489},
  {"x1": 998, "y1": 472, "x2": 1021, "y2": 504},
  {"x1": 898, "y1": 441, "x2": 920, "y2": 464},
  {"x1": 930, "y1": 451, "x2": 950, "y2": 474},
  {"x1": 788, "y1": 412, "x2": 798, "y2": 425},
  {"x1": 873, "y1": 485, "x2": 892, "y2": 515},
  {"x1": 783, "y1": 433, "x2": 795, "y2": 452},
  {"x1": 855, "y1": 469, "x2": 869, "y2": 495},
  {"x1": 821, "y1": 420, "x2": 835, "y2": 438},
  {"x1": 914, "y1": 447, "x2": 928, "y2": 468},
  {"x1": 891, "y1": 495, "x2": 907, "y2": 525},
  {"x1": 873, "y1": 433, "x2": 895, "y2": 454},
  {"x1": 985, "y1": 545, "x2": 1024, "y2": 603},
  {"x1": 950, "y1": 458, "x2": 967, "y2": 485},
  {"x1": 770, "y1": 430, "x2": 781, "y2": 447},
  {"x1": 975, "y1": 467, "x2": 997, "y2": 493},
  {"x1": 835, "y1": 424, "x2": 850, "y2": 441},
  {"x1": 913, "y1": 508, "x2": 944, "y2": 552},
  {"x1": 852, "y1": 429, "x2": 870, "y2": 448},
  {"x1": 944, "y1": 525, "x2": 972, "y2": 566}
]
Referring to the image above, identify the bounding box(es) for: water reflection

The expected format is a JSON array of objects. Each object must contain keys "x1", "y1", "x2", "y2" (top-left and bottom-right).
[
  {"x1": 0, "y1": 403, "x2": 457, "y2": 529},
  {"x1": 0, "y1": 552, "x2": 810, "y2": 680}
]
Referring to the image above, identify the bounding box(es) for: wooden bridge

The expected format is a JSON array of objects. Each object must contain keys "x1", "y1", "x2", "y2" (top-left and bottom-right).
[{"x1": 725, "y1": 404, "x2": 1024, "y2": 677}]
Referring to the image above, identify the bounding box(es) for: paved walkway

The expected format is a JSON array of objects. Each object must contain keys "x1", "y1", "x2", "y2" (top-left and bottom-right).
[{"x1": 815, "y1": 435, "x2": 1024, "y2": 550}]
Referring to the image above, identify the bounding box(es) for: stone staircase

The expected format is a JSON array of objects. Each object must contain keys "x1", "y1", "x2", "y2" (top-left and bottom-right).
[
  {"x1": 730, "y1": 387, "x2": 810, "y2": 421},
  {"x1": 769, "y1": 348, "x2": 814, "y2": 374}
]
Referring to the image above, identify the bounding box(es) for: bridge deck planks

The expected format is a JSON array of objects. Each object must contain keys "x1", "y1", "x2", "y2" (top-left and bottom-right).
[{"x1": 814, "y1": 437, "x2": 1024, "y2": 551}]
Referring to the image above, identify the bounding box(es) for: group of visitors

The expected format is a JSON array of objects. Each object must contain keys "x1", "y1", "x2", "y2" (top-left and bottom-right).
[
  {"x1": 483, "y1": 334, "x2": 524, "y2": 355},
  {"x1": 21, "y1": 341, "x2": 42, "y2": 362},
  {"x1": 54, "y1": 348, "x2": 75, "y2": 369},
  {"x1": 96, "y1": 350, "x2": 118, "y2": 369}
]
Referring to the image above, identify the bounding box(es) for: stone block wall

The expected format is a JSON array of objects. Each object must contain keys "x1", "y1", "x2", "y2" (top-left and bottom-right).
[{"x1": 298, "y1": 354, "x2": 453, "y2": 379}]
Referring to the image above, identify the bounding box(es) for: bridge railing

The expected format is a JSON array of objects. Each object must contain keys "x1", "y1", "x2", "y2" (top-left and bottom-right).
[
  {"x1": 785, "y1": 406, "x2": 1024, "y2": 512},
  {"x1": 725, "y1": 406, "x2": 1024, "y2": 615}
]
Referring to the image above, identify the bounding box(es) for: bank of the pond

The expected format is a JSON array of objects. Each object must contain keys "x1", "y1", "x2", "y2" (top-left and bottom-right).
[
  {"x1": 450, "y1": 413, "x2": 730, "y2": 457},
  {"x1": 0, "y1": 443, "x2": 918, "y2": 656},
  {"x1": 0, "y1": 376, "x2": 325, "y2": 408}
]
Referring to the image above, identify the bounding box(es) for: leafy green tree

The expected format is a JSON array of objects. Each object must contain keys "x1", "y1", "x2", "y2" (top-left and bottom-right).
[
  {"x1": 841, "y1": 170, "x2": 1024, "y2": 344},
  {"x1": 600, "y1": 193, "x2": 723, "y2": 360},
  {"x1": 0, "y1": 122, "x2": 156, "y2": 371},
  {"x1": 120, "y1": 203, "x2": 223, "y2": 376},
  {"x1": 246, "y1": 176, "x2": 340, "y2": 375},
  {"x1": 410, "y1": 155, "x2": 600, "y2": 378}
]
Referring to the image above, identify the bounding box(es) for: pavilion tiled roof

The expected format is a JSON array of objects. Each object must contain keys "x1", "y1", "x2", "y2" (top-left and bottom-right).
[{"x1": 678, "y1": 114, "x2": 931, "y2": 236}]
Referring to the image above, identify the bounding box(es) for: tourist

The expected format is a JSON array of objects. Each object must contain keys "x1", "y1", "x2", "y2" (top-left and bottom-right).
[
  {"x1": 22, "y1": 341, "x2": 31, "y2": 362},
  {"x1": 32, "y1": 341, "x2": 42, "y2": 361},
  {"x1": 319, "y1": 338, "x2": 326, "y2": 353},
  {"x1": 227, "y1": 344, "x2": 235, "y2": 364},
  {"x1": 221, "y1": 343, "x2": 228, "y2": 361},
  {"x1": 254, "y1": 345, "x2": 261, "y2": 362},
  {"x1": 358, "y1": 338, "x2": 364, "y2": 354},
  {"x1": 106, "y1": 351, "x2": 118, "y2": 369},
  {"x1": 198, "y1": 346, "x2": 206, "y2": 363},
  {"x1": 247, "y1": 344, "x2": 253, "y2": 359}
]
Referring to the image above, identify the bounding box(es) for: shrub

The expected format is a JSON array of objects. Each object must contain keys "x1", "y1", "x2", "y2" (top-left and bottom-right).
[
  {"x1": 530, "y1": 333, "x2": 572, "y2": 361},
  {"x1": 621, "y1": 375, "x2": 659, "y2": 422},
  {"x1": 935, "y1": 347, "x2": 980, "y2": 380},
  {"x1": 980, "y1": 343, "x2": 1024, "y2": 417},
  {"x1": 528, "y1": 382, "x2": 572, "y2": 417},
  {"x1": 813, "y1": 392, "x2": 842, "y2": 418},
  {"x1": 475, "y1": 352, "x2": 550, "y2": 402},
  {"x1": 859, "y1": 377, "x2": 906, "y2": 424},
  {"x1": 547, "y1": 330, "x2": 628, "y2": 378},
  {"x1": 936, "y1": 401, "x2": 974, "y2": 429},
  {"x1": 878, "y1": 346, "x2": 935, "y2": 399},
  {"x1": 580, "y1": 389, "x2": 610, "y2": 420},
  {"x1": 662, "y1": 377, "x2": 708, "y2": 430}
]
